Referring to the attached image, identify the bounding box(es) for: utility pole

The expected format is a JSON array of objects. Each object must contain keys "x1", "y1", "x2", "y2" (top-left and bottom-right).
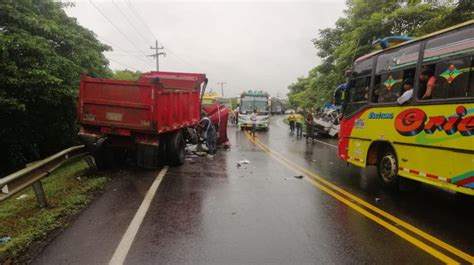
[
  {"x1": 217, "y1": 82, "x2": 227, "y2": 96},
  {"x1": 149, "y1": 40, "x2": 166, "y2": 71}
]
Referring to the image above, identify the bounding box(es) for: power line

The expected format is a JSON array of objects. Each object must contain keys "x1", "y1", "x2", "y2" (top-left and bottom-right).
[
  {"x1": 89, "y1": 0, "x2": 149, "y2": 57},
  {"x1": 111, "y1": 0, "x2": 151, "y2": 44},
  {"x1": 124, "y1": 0, "x2": 158, "y2": 40},
  {"x1": 107, "y1": 57, "x2": 139, "y2": 71},
  {"x1": 165, "y1": 48, "x2": 199, "y2": 70},
  {"x1": 96, "y1": 35, "x2": 151, "y2": 68}
]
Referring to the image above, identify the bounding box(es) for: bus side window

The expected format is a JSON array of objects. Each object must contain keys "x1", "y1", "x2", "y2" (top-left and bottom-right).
[
  {"x1": 469, "y1": 56, "x2": 474, "y2": 97},
  {"x1": 371, "y1": 76, "x2": 381, "y2": 103},
  {"x1": 375, "y1": 71, "x2": 403, "y2": 103},
  {"x1": 425, "y1": 56, "x2": 472, "y2": 99},
  {"x1": 350, "y1": 76, "x2": 370, "y2": 103},
  {"x1": 421, "y1": 25, "x2": 474, "y2": 100},
  {"x1": 344, "y1": 76, "x2": 370, "y2": 116}
]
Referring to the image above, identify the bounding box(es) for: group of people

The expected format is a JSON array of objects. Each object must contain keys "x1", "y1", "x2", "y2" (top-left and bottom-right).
[{"x1": 287, "y1": 111, "x2": 314, "y2": 138}]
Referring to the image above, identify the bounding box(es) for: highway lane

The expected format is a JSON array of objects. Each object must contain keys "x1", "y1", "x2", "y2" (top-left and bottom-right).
[{"x1": 32, "y1": 116, "x2": 474, "y2": 264}]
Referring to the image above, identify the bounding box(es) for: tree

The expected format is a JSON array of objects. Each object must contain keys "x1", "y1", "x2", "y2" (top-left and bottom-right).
[
  {"x1": 288, "y1": 0, "x2": 473, "y2": 110},
  {"x1": 111, "y1": 69, "x2": 141, "y2": 81},
  {"x1": 0, "y1": 0, "x2": 111, "y2": 175}
]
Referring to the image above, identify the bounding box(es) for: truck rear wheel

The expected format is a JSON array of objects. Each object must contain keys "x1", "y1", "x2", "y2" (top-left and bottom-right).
[
  {"x1": 377, "y1": 148, "x2": 399, "y2": 189},
  {"x1": 93, "y1": 138, "x2": 114, "y2": 170},
  {"x1": 167, "y1": 131, "x2": 186, "y2": 166}
]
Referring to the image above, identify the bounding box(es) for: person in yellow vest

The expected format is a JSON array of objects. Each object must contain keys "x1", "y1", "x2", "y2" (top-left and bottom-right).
[
  {"x1": 287, "y1": 111, "x2": 296, "y2": 134},
  {"x1": 295, "y1": 111, "x2": 304, "y2": 138}
]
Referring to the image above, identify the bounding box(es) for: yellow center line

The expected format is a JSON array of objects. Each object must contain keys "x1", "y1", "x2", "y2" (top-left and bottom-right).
[
  {"x1": 249, "y1": 133, "x2": 474, "y2": 264},
  {"x1": 244, "y1": 132, "x2": 467, "y2": 264}
]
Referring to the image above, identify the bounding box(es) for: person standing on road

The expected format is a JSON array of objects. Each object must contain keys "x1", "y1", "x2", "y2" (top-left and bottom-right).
[
  {"x1": 288, "y1": 111, "x2": 296, "y2": 134},
  {"x1": 251, "y1": 109, "x2": 258, "y2": 139},
  {"x1": 295, "y1": 111, "x2": 304, "y2": 138},
  {"x1": 305, "y1": 112, "x2": 314, "y2": 142},
  {"x1": 234, "y1": 104, "x2": 240, "y2": 125},
  {"x1": 200, "y1": 112, "x2": 216, "y2": 154}
]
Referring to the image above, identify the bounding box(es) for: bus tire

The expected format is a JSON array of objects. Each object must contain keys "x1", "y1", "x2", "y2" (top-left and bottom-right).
[
  {"x1": 167, "y1": 131, "x2": 186, "y2": 166},
  {"x1": 377, "y1": 148, "x2": 399, "y2": 189}
]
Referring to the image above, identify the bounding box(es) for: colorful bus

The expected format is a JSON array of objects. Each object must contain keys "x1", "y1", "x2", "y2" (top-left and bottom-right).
[
  {"x1": 238, "y1": 90, "x2": 270, "y2": 130},
  {"x1": 202, "y1": 92, "x2": 232, "y2": 109},
  {"x1": 338, "y1": 20, "x2": 474, "y2": 195}
]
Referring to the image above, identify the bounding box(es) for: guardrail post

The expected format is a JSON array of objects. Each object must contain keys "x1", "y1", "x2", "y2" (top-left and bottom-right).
[
  {"x1": 32, "y1": 181, "x2": 48, "y2": 208},
  {"x1": 85, "y1": 156, "x2": 96, "y2": 169}
]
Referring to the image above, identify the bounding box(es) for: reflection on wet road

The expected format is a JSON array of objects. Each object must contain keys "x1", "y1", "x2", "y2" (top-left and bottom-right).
[{"x1": 33, "y1": 116, "x2": 474, "y2": 265}]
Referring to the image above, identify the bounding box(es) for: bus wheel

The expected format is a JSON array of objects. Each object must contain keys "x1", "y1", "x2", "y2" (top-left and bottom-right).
[
  {"x1": 167, "y1": 131, "x2": 186, "y2": 166},
  {"x1": 377, "y1": 149, "x2": 399, "y2": 189}
]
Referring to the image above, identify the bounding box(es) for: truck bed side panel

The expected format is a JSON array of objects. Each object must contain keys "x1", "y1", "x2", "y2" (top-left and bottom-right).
[{"x1": 79, "y1": 78, "x2": 155, "y2": 132}]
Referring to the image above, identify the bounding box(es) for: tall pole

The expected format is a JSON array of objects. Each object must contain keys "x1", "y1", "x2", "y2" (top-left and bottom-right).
[
  {"x1": 217, "y1": 82, "x2": 227, "y2": 96},
  {"x1": 149, "y1": 40, "x2": 166, "y2": 71}
]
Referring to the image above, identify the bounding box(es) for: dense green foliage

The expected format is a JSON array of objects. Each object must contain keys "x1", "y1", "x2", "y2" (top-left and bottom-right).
[
  {"x1": 0, "y1": 0, "x2": 111, "y2": 175},
  {"x1": 288, "y1": 0, "x2": 474, "y2": 109},
  {"x1": 111, "y1": 69, "x2": 141, "y2": 81}
]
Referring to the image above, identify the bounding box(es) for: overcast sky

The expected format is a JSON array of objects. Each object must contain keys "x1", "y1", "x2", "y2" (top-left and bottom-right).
[{"x1": 64, "y1": 0, "x2": 346, "y2": 98}]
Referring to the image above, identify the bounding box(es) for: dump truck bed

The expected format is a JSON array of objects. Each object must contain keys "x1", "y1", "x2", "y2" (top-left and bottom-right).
[{"x1": 78, "y1": 72, "x2": 206, "y2": 136}]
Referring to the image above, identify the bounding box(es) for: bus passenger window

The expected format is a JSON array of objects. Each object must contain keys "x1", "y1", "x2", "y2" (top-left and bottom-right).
[
  {"x1": 421, "y1": 26, "x2": 474, "y2": 100},
  {"x1": 375, "y1": 71, "x2": 403, "y2": 103},
  {"x1": 469, "y1": 56, "x2": 474, "y2": 97},
  {"x1": 418, "y1": 65, "x2": 437, "y2": 100},
  {"x1": 421, "y1": 56, "x2": 472, "y2": 99},
  {"x1": 371, "y1": 76, "x2": 381, "y2": 103},
  {"x1": 350, "y1": 76, "x2": 370, "y2": 103}
]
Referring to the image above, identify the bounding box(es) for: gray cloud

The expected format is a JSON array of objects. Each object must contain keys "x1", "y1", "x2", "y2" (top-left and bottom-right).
[{"x1": 65, "y1": 1, "x2": 345, "y2": 98}]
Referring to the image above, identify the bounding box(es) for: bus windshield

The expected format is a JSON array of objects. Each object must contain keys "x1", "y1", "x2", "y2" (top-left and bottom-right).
[{"x1": 240, "y1": 96, "x2": 269, "y2": 114}]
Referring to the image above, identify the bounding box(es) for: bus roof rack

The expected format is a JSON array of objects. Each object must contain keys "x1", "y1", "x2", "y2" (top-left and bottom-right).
[{"x1": 372, "y1": 36, "x2": 414, "y2": 49}]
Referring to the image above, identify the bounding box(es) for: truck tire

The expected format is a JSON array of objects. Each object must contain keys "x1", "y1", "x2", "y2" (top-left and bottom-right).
[
  {"x1": 167, "y1": 131, "x2": 186, "y2": 166},
  {"x1": 377, "y1": 147, "x2": 399, "y2": 189},
  {"x1": 93, "y1": 138, "x2": 114, "y2": 170}
]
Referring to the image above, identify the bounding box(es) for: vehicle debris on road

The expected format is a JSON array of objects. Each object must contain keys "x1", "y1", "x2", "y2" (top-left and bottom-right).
[
  {"x1": 284, "y1": 175, "x2": 304, "y2": 180},
  {"x1": 237, "y1": 159, "x2": 250, "y2": 167}
]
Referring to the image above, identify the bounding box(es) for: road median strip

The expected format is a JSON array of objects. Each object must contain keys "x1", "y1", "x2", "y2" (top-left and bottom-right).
[{"x1": 244, "y1": 131, "x2": 473, "y2": 264}]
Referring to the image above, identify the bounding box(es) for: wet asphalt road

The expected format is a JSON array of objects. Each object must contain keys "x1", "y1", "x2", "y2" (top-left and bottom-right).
[{"x1": 32, "y1": 116, "x2": 474, "y2": 265}]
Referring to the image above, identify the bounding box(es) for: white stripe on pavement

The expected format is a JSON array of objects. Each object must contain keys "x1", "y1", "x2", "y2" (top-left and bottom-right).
[{"x1": 109, "y1": 166, "x2": 169, "y2": 265}]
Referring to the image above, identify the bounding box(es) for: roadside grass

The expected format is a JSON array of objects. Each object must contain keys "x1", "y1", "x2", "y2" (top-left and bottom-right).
[{"x1": 0, "y1": 158, "x2": 109, "y2": 263}]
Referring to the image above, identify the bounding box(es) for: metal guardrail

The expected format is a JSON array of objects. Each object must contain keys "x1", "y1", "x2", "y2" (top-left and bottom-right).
[{"x1": 0, "y1": 145, "x2": 92, "y2": 207}]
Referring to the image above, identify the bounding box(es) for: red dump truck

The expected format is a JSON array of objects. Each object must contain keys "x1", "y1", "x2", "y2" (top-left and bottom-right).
[{"x1": 77, "y1": 71, "x2": 227, "y2": 169}]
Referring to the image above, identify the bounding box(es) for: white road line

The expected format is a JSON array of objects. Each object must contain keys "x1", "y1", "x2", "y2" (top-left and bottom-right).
[
  {"x1": 109, "y1": 166, "x2": 169, "y2": 265},
  {"x1": 312, "y1": 139, "x2": 338, "y2": 149},
  {"x1": 275, "y1": 116, "x2": 288, "y2": 129},
  {"x1": 274, "y1": 117, "x2": 338, "y2": 149}
]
